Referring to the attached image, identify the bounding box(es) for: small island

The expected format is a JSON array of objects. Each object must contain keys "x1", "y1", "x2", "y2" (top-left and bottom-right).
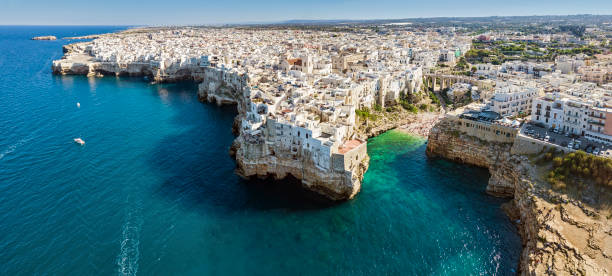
[{"x1": 32, "y1": 36, "x2": 57, "y2": 40}]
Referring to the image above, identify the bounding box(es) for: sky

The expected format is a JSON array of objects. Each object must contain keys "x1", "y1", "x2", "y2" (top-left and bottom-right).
[{"x1": 2, "y1": 0, "x2": 612, "y2": 25}]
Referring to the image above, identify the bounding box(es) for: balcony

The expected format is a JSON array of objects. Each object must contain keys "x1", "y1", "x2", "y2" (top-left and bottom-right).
[
  {"x1": 587, "y1": 113, "x2": 606, "y2": 119},
  {"x1": 588, "y1": 120, "x2": 605, "y2": 126}
]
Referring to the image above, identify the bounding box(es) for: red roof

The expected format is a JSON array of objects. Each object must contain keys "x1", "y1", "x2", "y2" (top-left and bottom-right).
[
  {"x1": 287, "y1": 58, "x2": 302, "y2": 66},
  {"x1": 338, "y1": 140, "x2": 362, "y2": 154}
]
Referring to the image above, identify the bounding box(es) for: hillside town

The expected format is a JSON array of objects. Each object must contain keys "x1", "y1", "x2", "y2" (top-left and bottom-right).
[
  {"x1": 52, "y1": 24, "x2": 612, "y2": 199},
  {"x1": 53, "y1": 27, "x2": 474, "y2": 199},
  {"x1": 48, "y1": 17, "x2": 612, "y2": 274}
]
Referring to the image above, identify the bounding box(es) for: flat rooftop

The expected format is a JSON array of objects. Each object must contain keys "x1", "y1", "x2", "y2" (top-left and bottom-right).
[{"x1": 338, "y1": 139, "x2": 362, "y2": 154}]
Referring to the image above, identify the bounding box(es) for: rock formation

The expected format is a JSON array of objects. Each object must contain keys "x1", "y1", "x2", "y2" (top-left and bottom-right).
[
  {"x1": 427, "y1": 117, "x2": 612, "y2": 275},
  {"x1": 32, "y1": 36, "x2": 57, "y2": 40}
]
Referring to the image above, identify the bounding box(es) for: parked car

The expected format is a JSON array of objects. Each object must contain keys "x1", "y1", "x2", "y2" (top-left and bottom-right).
[
  {"x1": 574, "y1": 143, "x2": 580, "y2": 150},
  {"x1": 593, "y1": 148, "x2": 600, "y2": 155},
  {"x1": 544, "y1": 135, "x2": 550, "y2": 142},
  {"x1": 568, "y1": 142, "x2": 574, "y2": 149}
]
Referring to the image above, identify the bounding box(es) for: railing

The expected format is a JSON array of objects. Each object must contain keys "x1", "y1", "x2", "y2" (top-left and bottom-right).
[
  {"x1": 588, "y1": 120, "x2": 605, "y2": 126},
  {"x1": 587, "y1": 113, "x2": 606, "y2": 119}
]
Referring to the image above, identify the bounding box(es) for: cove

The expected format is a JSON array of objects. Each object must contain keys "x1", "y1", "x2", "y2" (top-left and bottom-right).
[{"x1": 0, "y1": 26, "x2": 520, "y2": 275}]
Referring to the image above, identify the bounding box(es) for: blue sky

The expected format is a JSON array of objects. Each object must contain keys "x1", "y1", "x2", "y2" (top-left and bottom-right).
[{"x1": 2, "y1": 0, "x2": 612, "y2": 25}]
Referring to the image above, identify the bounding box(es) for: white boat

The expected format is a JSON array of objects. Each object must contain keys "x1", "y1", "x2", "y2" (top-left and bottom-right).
[
  {"x1": 74, "y1": 138, "x2": 85, "y2": 145},
  {"x1": 77, "y1": 102, "x2": 80, "y2": 108}
]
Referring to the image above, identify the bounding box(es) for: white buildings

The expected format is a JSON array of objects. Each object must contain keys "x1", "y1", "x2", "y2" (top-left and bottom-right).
[
  {"x1": 447, "y1": 83, "x2": 472, "y2": 102},
  {"x1": 555, "y1": 55, "x2": 586, "y2": 74},
  {"x1": 530, "y1": 84, "x2": 612, "y2": 145},
  {"x1": 490, "y1": 82, "x2": 541, "y2": 117},
  {"x1": 57, "y1": 26, "x2": 478, "y2": 171}
]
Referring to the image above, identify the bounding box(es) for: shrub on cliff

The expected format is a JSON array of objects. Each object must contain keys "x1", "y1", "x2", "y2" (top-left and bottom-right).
[
  {"x1": 373, "y1": 104, "x2": 383, "y2": 112},
  {"x1": 428, "y1": 92, "x2": 440, "y2": 106},
  {"x1": 399, "y1": 100, "x2": 419, "y2": 114},
  {"x1": 547, "y1": 150, "x2": 612, "y2": 189},
  {"x1": 553, "y1": 157, "x2": 563, "y2": 167},
  {"x1": 356, "y1": 107, "x2": 378, "y2": 121}
]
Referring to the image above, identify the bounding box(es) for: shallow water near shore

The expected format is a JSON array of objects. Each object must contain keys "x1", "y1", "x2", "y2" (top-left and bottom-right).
[{"x1": 0, "y1": 26, "x2": 520, "y2": 275}]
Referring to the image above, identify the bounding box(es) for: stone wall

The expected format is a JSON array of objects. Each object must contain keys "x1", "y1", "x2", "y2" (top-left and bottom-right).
[
  {"x1": 447, "y1": 115, "x2": 518, "y2": 144},
  {"x1": 511, "y1": 134, "x2": 574, "y2": 156}
]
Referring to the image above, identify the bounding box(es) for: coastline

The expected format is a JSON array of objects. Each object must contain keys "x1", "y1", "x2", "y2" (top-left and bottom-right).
[
  {"x1": 52, "y1": 32, "x2": 371, "y2": 201},
  {"x1": 426, "y1": 116, "x2": 612, "y2": 275},
  {"x1": 396, "y1": 112, "x2": 443, "y2": 138},
  {"x1": 50, "y1": 28, "x2": 534, "y2": 273}
]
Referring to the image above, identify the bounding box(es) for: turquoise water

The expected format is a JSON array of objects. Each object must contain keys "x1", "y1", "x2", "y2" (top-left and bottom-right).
[{"x1": 0, "y1": 26, "x2": 520, "y2": 275}]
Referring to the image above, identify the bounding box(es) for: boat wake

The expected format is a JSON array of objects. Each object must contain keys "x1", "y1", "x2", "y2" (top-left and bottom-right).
[
  {"x1": 116, "y1": 208, "x2": 143, "y2": 276},
  {"x1": 0, "y1": 137, "x2": 32, "y2": 160}
]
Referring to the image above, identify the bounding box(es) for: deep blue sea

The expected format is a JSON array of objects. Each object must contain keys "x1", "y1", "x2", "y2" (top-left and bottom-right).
[{"x1": 0, "y1": 26, "x2": 521, "y2": 275}]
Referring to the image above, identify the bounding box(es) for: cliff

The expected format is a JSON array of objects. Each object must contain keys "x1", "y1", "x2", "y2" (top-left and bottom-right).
[
  {"x1": 427, "y1": 118, "x2": 612, "y2": 275},
  {"x1": 355, "y1": 109, "x2": 442, "y2": 139},
  {"x1": 52, "y1": 41, "x2": 369, "y2": 201}
]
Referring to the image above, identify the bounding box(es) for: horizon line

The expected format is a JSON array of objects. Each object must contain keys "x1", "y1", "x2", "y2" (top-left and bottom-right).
[{"x1": 2, "y1": 13, "x2": 612, "y2": 27}]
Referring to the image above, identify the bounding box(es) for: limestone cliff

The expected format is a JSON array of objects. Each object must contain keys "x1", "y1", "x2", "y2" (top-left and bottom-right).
[
  {"x1": 426, "y1": 118, "x2": 515, "y2": 197},
  {"x1": 52, "y1": 41, "x2": 369, "y2": 201},
  {"x1": 427, "y1": 117, "x2": 612, "y2": 275},
  {"x1": 355, "y1": 109, "x2": 442, "y2": 139}
]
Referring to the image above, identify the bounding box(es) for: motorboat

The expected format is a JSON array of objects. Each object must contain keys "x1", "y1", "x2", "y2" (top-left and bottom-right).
[{"x1": 74, "y1": 138, "x2": 85, "y2": 145}]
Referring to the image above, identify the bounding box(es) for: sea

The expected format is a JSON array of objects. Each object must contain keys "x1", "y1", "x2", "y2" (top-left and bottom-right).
[{"x1": 0, "y1": 26, "x2": 521, "y2": 275}]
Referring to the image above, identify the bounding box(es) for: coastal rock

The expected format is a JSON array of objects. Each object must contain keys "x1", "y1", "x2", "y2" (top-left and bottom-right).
[
  {"x1": 426, "y1": 118, "x2": 515, "y2": 196},
  {"x1": 32, "y1": 36, "x2": 57, "y2": 40},
  {"x1": 355, "y1": 108, "x2": 442, "y2": 139},
  {"x1": 427, "y1": 117, "x2": 612, "y2": 275}
]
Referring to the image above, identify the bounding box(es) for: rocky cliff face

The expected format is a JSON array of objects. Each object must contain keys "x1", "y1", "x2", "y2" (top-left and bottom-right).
[
  {"x1": 52, "y1": 42, "x2": 368, "y2": 201},
  {"x1": 427, "y1": 118, "x2": 612, "y2": 275},
  {"x1": 232, "y1": 142, "x2": 369, "y2": 200},
  {"x1": 426, "y1": 118, "x2": 515, "y2": 197}
]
